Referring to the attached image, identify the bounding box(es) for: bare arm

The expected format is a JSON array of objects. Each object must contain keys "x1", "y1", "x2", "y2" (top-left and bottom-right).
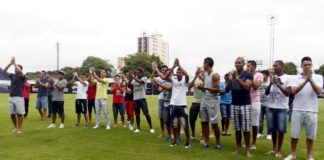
[
  {"x1": 201, "y1": 73, "x2": 220, "y2": 93},
  {"x1": 93, "y1": 73, "x2": 107, "y2": 84}
]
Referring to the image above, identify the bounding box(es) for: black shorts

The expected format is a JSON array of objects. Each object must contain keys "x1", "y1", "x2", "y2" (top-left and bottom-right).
[
  {"x1": 171, "y1": 105, "x2": 189, "y2": 130},
  {"x1": 75, "y1": 99, "x2": 87, "y2": 114},
  {"x1": 189, "y1": 102, "x2": 200, "y2": 123},
  {"x1": 88, "y1": 99, "x2": 95, "y2": 114},
  {"x1": 134, "y1": 99, "x2": 149, "y2": 115},
  {"x1": 52, "y1": 101, "x2": 64, "y2": 114}
]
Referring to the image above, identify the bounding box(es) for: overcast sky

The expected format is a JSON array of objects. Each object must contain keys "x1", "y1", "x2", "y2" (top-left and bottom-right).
[{"x1": 1, "y1": 0, "x2": 323, "y2": 75}]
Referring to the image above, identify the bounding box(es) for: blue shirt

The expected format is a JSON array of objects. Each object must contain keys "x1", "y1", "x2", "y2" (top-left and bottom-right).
[
  {"x1": 37, "y1": 78, "x2": 49, "y2": 97},
  {"x1": 220, "y1": 82, "x2": 232, "y2": 104}
]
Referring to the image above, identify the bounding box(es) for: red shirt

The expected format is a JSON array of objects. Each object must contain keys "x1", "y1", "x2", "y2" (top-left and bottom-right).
[
  {"x1": 111, "y1": 84, "x2": 125, "y2": 104},
  {"x1": 87, "y1": 83, "x2": 96, "y2": 100},
  {"x1": 23, "y1": 82, "x2": 30, "y2": 99}
]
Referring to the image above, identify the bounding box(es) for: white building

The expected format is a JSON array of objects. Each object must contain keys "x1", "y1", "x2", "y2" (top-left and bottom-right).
[{"x1": 138, "y1": 33, "x2": 169, "y2": 65}]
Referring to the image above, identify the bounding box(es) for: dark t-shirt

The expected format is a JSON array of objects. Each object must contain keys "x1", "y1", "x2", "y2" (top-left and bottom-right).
[
  {"x1": 124, "y1": 82, "x2": 133, "y2": 101},
  {"x1": 37, "y1": 78, "x2": 49, "y2": 97},
  {"x1": 9, "y1": 74, "x2": 26, "y2": 97},
  {"x1": 231, "y1": 71, "x2": 253, "y2": 105}
]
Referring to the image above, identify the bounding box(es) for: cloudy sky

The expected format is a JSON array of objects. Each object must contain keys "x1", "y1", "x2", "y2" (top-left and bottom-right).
[{"x1": 0, "y1": 0, "x2": 323, "y2": 75}]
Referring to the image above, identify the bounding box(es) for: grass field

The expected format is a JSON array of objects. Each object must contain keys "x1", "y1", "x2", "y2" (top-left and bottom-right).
[{"x1": 0, "y1": 93, "x2": 323, "y2": 160}]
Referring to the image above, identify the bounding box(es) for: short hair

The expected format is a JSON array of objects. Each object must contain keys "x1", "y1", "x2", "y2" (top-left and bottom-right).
[
  {"x1": 17, "y1": 64, "x2": 23, "y2": 70},
  {"x1": 41, "y1": 70, "x2": 46, "y2": 74},
  {"x1": 301, "y1": 56, "x2": 312, "y2": 64},
  {"x1": 274, "y1": 60, "x2": 284, "y2": 66},
  {"x1": 204, "y1": 57, "x2": 214, "y2": 68},
  {"x1": 236, "y1": 57, "x2": 245, "y2": 63},
  {"x1": 247, "y1": 60, "x2": 257, "y2": 68},
  {"x1": 261, "y1": 70, "x2": 270, "y2": 76},
  {"x1": 114, "y1": 75, "x2": 120, "y2": 78},
  {"x1": 160, "y1": 65, "x2": 168, "y2": 70}
]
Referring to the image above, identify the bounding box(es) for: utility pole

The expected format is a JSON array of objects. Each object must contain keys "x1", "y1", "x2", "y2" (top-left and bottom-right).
[
  {"x1": 56, "y1": 42, "x2": 60, "y2": 70},
  {"x1": 269, "y1": 15, "x2": 276, "y2": 68}
]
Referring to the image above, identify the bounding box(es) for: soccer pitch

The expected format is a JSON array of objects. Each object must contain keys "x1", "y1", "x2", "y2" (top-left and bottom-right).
[{"x1": 0, "y1": 93, "x2": 323, "y2": 160}]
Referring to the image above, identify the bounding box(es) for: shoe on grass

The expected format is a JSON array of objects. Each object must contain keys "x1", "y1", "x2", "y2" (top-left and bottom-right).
[
  {"x1": 257, "y1": 134, "x2": 263, "y2": 138},
  {"x1": 106, "y1": 125, "x2": 111, "y2": 130},
  {"x1": 92, "y1": 125, "x2": 100, "y2": 129},
  {"x1": 184, "y1": 143, "x2": 191, "y2": 149},
  {"x1": 47, "y1": 124, "x2": 56, "y2": 128},
  {"x1": 266, "y1": 135, "x2": 272, "y2": 140},
  {"x1": 59, "y1": 124, "x2": 64, "y2": 129},
  {"x1": 284, "y1": 154, "x2": 296, "y2": 160},
  {"x1": 134, "y1": 129, "x2": 140, "y2": 133}
]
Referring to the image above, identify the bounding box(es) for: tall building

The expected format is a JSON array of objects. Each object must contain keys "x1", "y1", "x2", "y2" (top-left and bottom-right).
[
  {"x1": 138, "y1": 33, "x2": 169, "y2": 65},
  {"x1": 117, "y1": 57, "x2": 125, "y2": 71}
]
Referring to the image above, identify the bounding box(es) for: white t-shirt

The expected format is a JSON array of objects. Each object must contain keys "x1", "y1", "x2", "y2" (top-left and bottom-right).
[
  {"x1": 290, "y1": 74, "x2": 323, "y2": 113},
  {"x1": 170, "y1": 76, "x2": 188, "y2": 106},
  {"x1": 76, "y1": 81, "x2": 89, "y2": 99},
  {"x1": 268, "y1": 74, "x2": 290, "y2": 109},
  {"x1": 156, "y1": 77, "x2": 167, "y2": 100}
]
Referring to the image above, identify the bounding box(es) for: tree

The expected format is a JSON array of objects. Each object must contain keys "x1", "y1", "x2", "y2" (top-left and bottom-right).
[
  {"x1": 81, "y1": 56, "x2": 114, "y2": 76},
  {"x1": 121, "y1": 53, "x2": 164, "y2": 77},
  {"x1": 61, "y1": 66, "x2": 76, "y2": 81},
  {"x1": 318, "y1": 64, "x2": 324, "y2": 77},
  {"x1": 284, "y1": 62, "x2": 297, "y2": 75}
]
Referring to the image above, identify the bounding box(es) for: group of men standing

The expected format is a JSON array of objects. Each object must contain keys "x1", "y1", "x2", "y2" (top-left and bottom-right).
[{"x1": 3, "y1": 55, "x2": 323, "y2": 160}]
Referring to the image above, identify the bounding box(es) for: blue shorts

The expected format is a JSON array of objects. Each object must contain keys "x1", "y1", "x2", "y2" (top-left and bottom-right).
[
  {"x1": 220, "y1": 103, "x2": 231, "y2": 118},
  {"x1": 267, "y1": 108, "x2": 287, "y2": 133},
  {"x1": 36, "y1": 96, "x2": 48, "y2": 110}
]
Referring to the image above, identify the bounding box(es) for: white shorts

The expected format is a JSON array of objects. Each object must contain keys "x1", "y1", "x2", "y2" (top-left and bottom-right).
[
  {"x1": 251, "y1": 102, "x2": 261, "y2": 127},
  {"x1": 9, "y1": 97, "x2": 25, "y2": 115},
  {"x1": 291, "y1": 110, "x2": 317, "y2": 140}
]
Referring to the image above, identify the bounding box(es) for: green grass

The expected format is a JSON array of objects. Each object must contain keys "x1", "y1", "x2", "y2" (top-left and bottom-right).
[{"x1": 0, "y1": 93, "x2": 323, "y2": 160}]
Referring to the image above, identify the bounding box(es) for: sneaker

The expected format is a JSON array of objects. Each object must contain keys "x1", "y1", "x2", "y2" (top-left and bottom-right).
[
  {"x1": 215, "y1": 145, "x2": 222, "y2": 150},
  {"x1": 257, "y1": 134, "x2": 263, "y2": 139},
  {"x1": 47, "y1": 124, "x2": 56, "y2": 128},
  {"x1": 200, "y1": 139, "x2": 205, "y2": 144},
  {"x1": 184, "y1": 143, "x2": 191, "y2": 149},
  {"x1": 16, "y1": 130, "x2": 22, "y2": 134},
  {"x1": 242, "y1": 144, "x2": 246, "y2": 148},
  {"x1": 106, "y1": 125, "x2": 111, "y2": 130},
  {"x1": 170, "y1": 142, "x2": 177, "y2": 147},
  {"x1": 202, "y1": 143, "x2": 210, "y2": 148},
  {"x1": 92, "y1": 125, "x2": 100, "y2": 129},
  {"x1": 307, "y1": 157, "x2": 314, "y2": 160},
  {"x1": 275, "y1": 153, "x2": 282, "y2": 158},
  {"x1": 266, "y1": 135, "x2": 272, "y2": 140},
  {"x1": 12, "y1": 128, "x2": 17, "y2": 133},
  {"x1": 59, "y1": 124, "x2": 64, "y2": 129},
  {"x1": 166, "y1": 136, "x2": 173, "y2": 142},
  {"x1": 266, "y1": 150, "x2": 276, "y2": 155},
  {"x1": 190, "y1": 136, "x2": 195, "y2": 141},
  {"x1": 134, "y1": 129, "x2": 140, "y2": 133},
  {"x1": 129, "y1": 125, "x2": 134, "y2": 131},
  {"x1": 250, "y1": 145, "x2": 256, "y2": 150},
  {"x1": 222, "y1": 131, "x2": 226, "y2": 136},
  {"x1": 284, "y1": 154, "x2": 296, "y2": 160},
  {"x1": 150, "y1": 129, "x2": 155, "y2": 133}
]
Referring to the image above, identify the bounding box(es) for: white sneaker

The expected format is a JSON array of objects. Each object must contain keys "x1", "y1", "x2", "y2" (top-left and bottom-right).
[
  {"x1": 266, "y1": 135, "x2": 272, "y2": 140},
  {"x1": 106, "y1": 125, "x2": 111, "y2": 130},
  {"x1": 257, "y1": 134, "x2": 263, "y2": 138},
  {"x1": 150, "y1": 129, "x2": 155, "y2": 133},
  {"x1": 134, "y1": 129, "x2": 140, "y2": 133},
  {"x1": 284, "y1": 154, "x2": 296, "y2": 160},
  {"x1": 59, "y1": 124, "x2": 64, "y2": 129},
  {"x1": 129, "y1": 125, "x2": 134, "y2": 131},
  {"x1": 47, "y1": 124, "x2": 56, "y2": 128},
  {"x1": 92, "y1": 125, "x2": 100, "y2": 129}
]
